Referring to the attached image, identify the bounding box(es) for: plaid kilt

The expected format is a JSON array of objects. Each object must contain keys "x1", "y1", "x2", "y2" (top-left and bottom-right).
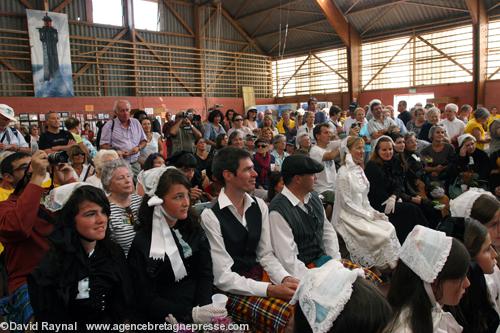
[
  {"x1": 305, "y1": 258, "x2": 382, "y2": 285},
  {"x1": 226, "y1": 293, "x2": 293, "y2": 333},
  {"x1": 340, "y1": 259, "x2": 382, "y2": 285}
]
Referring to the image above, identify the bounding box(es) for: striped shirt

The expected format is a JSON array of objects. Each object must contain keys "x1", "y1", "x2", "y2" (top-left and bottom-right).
[{"x1": 108, "y1": 193, "x2": 142, "y2": 257}]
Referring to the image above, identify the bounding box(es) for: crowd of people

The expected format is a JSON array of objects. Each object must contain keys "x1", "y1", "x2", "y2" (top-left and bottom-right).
[{"x1": 0, "y1": 97, "x2": 498, "y2": 333}]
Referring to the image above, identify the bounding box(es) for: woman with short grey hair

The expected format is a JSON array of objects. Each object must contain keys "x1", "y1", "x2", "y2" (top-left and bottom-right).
[
  {"x1": 418, "y1": 107, "x2": 441, "y2": 143},
  {"x1": 270, "y1": 134, "x2": 288, "y2": 171},
  {"x1": 101, "y1": 159, "x2": 141, "y2": 256},
  {"x1": 85, "y1": 149, "x2": 119, "y2": 188}
]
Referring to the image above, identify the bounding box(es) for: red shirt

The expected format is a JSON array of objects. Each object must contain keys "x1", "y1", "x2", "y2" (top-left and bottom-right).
[{"x1": 0, "y1": 183, "x2": 53, "y2": 294}]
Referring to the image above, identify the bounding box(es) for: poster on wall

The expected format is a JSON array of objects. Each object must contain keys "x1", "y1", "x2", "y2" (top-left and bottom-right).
[{"x1": 26, "y1": 10, "x2": 74, "y2": 97}]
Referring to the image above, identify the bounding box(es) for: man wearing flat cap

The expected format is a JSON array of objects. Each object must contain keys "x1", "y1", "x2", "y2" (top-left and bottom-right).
[
  {"x1": 269, "y1": 154, "x2": 340, "y2": 279},
  {"x1": 0, "y1": 104, "x2": 30, "y2": 154}
]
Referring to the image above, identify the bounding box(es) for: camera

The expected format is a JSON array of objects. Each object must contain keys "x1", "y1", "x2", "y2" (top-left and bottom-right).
[
  {"x1": 48, "y1": 151, "x2": 69, "y2": 165},
  {"x1": 180, "y1": 111, "x2": 193, "y2": 119}
]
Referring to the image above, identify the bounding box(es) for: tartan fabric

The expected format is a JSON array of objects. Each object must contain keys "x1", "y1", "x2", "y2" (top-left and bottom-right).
[
  {"x1": 340, "y1": 259, "x2": 382, "y2": 285},
  {"x1": 0, "y1": 283, "x2": 33, "y2": 328},
  {"x1": 226, "y1": 293, "x2": 293, "y2": 333},
  {"x1": 305, "y1": 258, "x2": 382, "y2": 285}
]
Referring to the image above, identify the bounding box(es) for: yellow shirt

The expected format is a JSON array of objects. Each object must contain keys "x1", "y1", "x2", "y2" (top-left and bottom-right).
[
  {"x1": 465, "y1": 118, "x2": 487, "y2": 150},
  {"x1": 0, "y1": 187, "x2": 13, "y2": 202},
  {"x1": 277, "y1": 119, "x2": 296, "y2": 135}
]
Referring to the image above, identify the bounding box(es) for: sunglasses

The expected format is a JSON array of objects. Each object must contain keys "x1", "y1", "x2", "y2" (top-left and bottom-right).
[
  {"x1": 234, "y1": 118, "x2": 243, "y2": 121},
  {"x1": 257, "y1": 144, "x2": 268, "y2": 148},
  {"x1": 124, "y1": 206, "x2": 136, "y2": 225},
  {"x1": 72, "y1": 152, "x2": 85, "y2": 156}
]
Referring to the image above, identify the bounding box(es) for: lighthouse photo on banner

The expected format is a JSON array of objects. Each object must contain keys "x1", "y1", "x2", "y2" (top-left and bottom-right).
[{"x1": 26, "y1": 9, "x2": 74, "y2": 97}]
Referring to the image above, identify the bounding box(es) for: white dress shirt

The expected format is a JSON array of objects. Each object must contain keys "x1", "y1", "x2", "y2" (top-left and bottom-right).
[
  {"x1": 269, "y1": 186, "x2": 341, "y2": 279},
  {"x1": 201, "y1": 188, "x2": 291, "y2": 297}
]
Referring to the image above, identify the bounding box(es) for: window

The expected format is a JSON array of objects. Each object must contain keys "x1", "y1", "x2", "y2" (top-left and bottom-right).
[
  {"x1": 92, "y1": 0, "x2": 123, "y2": 26},
  {"x1": 134, "y1": 0, "x2": 159, "y2": 31},
  {"x1": 361, "y1": 25, "x2": 473, "y2": 91},
  {"x1": 272, "y1": 48, "x2": 348, "y2": 97},
  {"x1": 488, "y1": 19, "x2": 500, "y2": 80},
  {"x1": 394, "y1": 93, "x2": 435, "y2": 116}
]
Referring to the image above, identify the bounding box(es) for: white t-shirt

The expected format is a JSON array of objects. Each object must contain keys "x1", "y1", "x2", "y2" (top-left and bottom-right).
[
  {"x1": 439, "y1": 118, "x2": 465, "y2": 141},
  {"x1": 309, "y1": 145, "x2": 337, "y2": 194}
]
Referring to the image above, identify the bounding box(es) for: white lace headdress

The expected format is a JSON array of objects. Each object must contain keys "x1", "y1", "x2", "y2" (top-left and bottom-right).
[
  {"x1": 44, "y1": 182, "x2": 93, "y2": 212},
  {"x1": 290, "y1": 260, "x2": 365, "y2": 333},
  {"x1": 140, "y1": 165, "x2": 188, "y2": 282},
  {"x1": 450, "y1": 187, "x2": 496, "y2": 218},
  {"x1": 399, "y1": 225, "x2": 452, "y2": 283}
]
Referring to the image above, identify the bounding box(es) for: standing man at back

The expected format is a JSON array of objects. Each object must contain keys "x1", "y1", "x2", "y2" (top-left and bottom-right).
[
  {"x1": 100, "y1": 100, "x2": 147, "y2": 178},
  {"x1": 397, "y1": 100, "x2": 411, "y2": 126},
  {"x1": 38, "y1": 111, "x2": 75, "y2": 153}
]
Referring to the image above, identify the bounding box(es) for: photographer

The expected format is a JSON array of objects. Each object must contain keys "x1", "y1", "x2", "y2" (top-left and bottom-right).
[
  {"x1": 0, "y1": 150, "x2": 53, "y2": 325},
  {"x1": 47, "y1": 151, "x2": 79, "y2": 187},
  {"x1": 168, "y1": 110, "x2": 202, "y2": 156}
]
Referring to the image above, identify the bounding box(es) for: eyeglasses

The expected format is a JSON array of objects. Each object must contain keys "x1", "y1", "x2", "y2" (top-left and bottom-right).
[
  {"x1": 13, "y1": 163, "x2": 29, "y2": 172},
  {"x1": 124, "y1": 206, "x2": 136, "y2": 225}
]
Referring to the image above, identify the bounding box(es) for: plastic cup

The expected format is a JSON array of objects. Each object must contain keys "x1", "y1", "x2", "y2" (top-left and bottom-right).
[
  {"x1": 211, "y1": 294, "x2": 228, "y2": 308},
  {"x1": 461, "y1": 184, "x2": 468, "y2": 192}
]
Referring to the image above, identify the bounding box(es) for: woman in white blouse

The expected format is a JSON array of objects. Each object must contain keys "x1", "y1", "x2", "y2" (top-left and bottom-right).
[
  {"x1": 139, "y1": 117, "x2": 163, "y2": 165},
  {"x1": 331, "y1": 136, "x2": 400, "y2": 269}
]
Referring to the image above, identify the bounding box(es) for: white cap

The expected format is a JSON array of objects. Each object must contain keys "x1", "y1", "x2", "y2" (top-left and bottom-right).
[
  {"x1": 399, "y1": 225, "x2": 452, "y2": 283},
  {"x1": 450, "y1": 187, "x2": 496, "y2": 218},
  {"x1": 457, "y1": 133, "x2": 476, "y2": 148},
  {"x1": 290, "y1": 260, "x2": 364, "y2": 333},
  {"x1": 43, "y1": 182, "x2": 93, "y2": 212},
  {"x1": 296, "y1": 108, "x2": 306, "y2": 116},
  {"x1": 0, "y1": 104, "x2": 16, "y2": 121}
]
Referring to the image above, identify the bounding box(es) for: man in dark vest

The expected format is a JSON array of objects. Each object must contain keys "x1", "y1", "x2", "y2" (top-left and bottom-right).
[
  {"x1": 201, "y1": 147, "x2": 298, "y2": 333},
  {"x1": 269, "y1": 154, "x2": 340, "y2": 279}
]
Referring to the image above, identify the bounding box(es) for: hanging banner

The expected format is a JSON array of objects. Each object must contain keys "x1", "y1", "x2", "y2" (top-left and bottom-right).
[{"x1": 26, "y1": 10, "x2": 74, "y2": 97}]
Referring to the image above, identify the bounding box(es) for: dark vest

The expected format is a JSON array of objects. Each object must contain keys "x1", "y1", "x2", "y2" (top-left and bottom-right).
[
  {"x1": 269, "y1": 192, "x2": 325, "y2": 264},
  {"x1": 211, "y1": 198, "x2": 262, "y2": 275}
]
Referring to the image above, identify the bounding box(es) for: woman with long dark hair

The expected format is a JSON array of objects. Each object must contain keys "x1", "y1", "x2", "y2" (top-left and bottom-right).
[
  {"x1": 451, "y1": 219, "x2": 499, "y2": 333},
  {"x1": 365, "y1": 136, "x2": 429, "y2": 241},
  {"x1": 203, "y1": 110, "x2": 226, "y2": 147},
  {"x1": 28, "y1": 184, "x2": 133, "y2": 327},
  {"x1": 386, "y1": 225, "x2": 471, "y2": 333},
  {"x1": 127, "y1": 167, "x2": 225, "y2": 324}
]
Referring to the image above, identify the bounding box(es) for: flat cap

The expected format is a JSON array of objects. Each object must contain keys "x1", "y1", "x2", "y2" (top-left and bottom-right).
[{"x1": 282, "y1": 154, "x2": 324, "y2": 177}]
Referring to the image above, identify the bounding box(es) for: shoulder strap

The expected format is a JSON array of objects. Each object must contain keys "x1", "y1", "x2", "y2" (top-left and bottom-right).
[{"x1": 108, "y1": 119, "x2": 115, "y2": 148}]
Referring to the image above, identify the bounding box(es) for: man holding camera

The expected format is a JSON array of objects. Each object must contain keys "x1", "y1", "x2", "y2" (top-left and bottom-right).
[
  {"x1": 0, "y1": 104, "x2": 30, "y2": 154},
  {"x1": 168, "y1": 110, "x2": 202, "y2": 156},
  {"x1": 0, "y1": 150, "x2": 53, "y2": 324}
]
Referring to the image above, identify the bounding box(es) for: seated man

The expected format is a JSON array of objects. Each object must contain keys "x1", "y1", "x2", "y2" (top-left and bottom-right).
[
  {"x1": 268, "y1": 154, "x2": 341, "y2": 279},
  {"x1": 201, "y1": 147, "x2": 298, "y2": 333}
]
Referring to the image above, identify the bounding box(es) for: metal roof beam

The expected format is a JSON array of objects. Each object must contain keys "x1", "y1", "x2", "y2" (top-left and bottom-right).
[
  {"x1": 404, "y1": 1, "x2": 469, "y2": 13},
  {"x1": 347, "y1": 0, "x2": 405, "y2": 15},
  {"x1": 53, "y1": 0, "x2": 73, "y2": 13},
  {"x1": 314, "y1": 0, "x2": 361, "y2": 100},
  {"x1": 466, "y1": 0, "x2": 488, "y2": 106},
  {"x1": 238, "y1": 0, "x2": 303, "y2": 20},
  {"x1": 219, "y1": 5, "x2": 264, "y2": 54},
  {"x1": 253, "y1": 19, "x2": 328, "y2": 39}
]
